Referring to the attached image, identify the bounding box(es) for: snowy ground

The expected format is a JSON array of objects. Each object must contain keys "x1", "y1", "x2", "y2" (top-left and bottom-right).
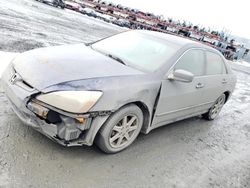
[
  {"x1": 228, "y1": 60, "x2": 250, "y2": 75},
  {"x1": 0, "y1": 0, "x2": 250, "y2": 188},
  {"x1": 0, "y1": 0, "x2": 125, "y2": 52},
  {"x1": 0, "y1": 52, "x2": 18, "y2": 76}
]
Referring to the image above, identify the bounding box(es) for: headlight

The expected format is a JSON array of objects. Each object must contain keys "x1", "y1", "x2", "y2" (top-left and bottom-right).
[{"x1": 36, "y1": 91, "x2": 103, "y2": 113}]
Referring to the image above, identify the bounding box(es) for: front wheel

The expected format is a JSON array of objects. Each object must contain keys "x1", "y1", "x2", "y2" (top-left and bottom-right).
[
  {"x1": 202, "y1": 94, "x2": 226, "y2": 120},
  {"x1": 95, "y1": 104, "x2": 143, "y2": 154}
]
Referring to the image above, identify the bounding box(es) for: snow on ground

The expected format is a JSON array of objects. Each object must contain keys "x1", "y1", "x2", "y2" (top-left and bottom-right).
[
  {"x1": 228, "y1": 60, "x2": 250, "y2": 75},
  {"x1": 0, "y1": 0, "x2": 125, "y2": 52},
  {"x1": 0, "y1": 52, "x2": 18, "y2": 77},
  {"x1": 235, "y1": 60, "x2": 250, "y2": 67}
]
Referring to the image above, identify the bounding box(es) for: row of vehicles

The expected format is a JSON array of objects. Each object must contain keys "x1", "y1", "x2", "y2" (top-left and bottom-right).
[
  {"x1": 35, "y1": 0, "x2": 249, "y2": 61},
  {"x1": 35, "y1": 0, "x2": 83, "y2": 11},
  {"x1": 35, "y1": 0, "x2": 127, "y2": 26},
  {"x1": 35, "y1": 0, "x2": 143, "y2": 27}
]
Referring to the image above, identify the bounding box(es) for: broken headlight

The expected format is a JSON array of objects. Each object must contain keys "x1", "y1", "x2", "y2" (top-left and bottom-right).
[{"x1": 36, "y1": 91, "x2": 103, "y2": 113}]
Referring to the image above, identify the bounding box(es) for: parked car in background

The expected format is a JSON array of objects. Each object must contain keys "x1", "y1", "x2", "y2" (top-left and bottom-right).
[
  {"x1": 53, "y1": 0, "x2": 65, "y2": 9},
  {"x1": 35, "y1": 0, "x2": 65, "y2": 9},
  {"x1": 100, "y1": 14, "x2": 117, "y2": 23},
  {"x1": 64, "y1": 1, "x2": 81, "y2": 11},
  {"x1": 35, "y1": 0, "x2": 53, "y2": 4},
  {"x1": 94, "y1": 12, "x2": 116, "y2": 23},
  {"x1": 178, "y1": 29, "x2": 191, "y2": 37},
  {"x1": 2, "y1": 30, "x2": 236, "y2": 153},
  {"x1": 95, "y1": 12, "x2": 106, "y2": 20},
  {"x1": 79, "y1": 7, "x2": 97, "y2": 17},
  {"x1": 189, "y1": 32, "x2": 203, "y2": 41},
  {"x1": 54, "y1": 0, "x2": 65, "y2": 9},
  {"x1": 113, "y1": 18, "x2": 131, "y2": 27}
]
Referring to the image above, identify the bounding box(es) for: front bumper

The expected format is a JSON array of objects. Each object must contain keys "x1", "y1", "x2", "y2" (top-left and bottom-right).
[{"x1": 1, "y1": 65, "x2": 109, "y2": 146}]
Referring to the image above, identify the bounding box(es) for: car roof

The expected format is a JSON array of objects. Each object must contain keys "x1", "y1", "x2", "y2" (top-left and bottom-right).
[{"x1": 134, "y1": 30, "x2": 217, "y2": 52}]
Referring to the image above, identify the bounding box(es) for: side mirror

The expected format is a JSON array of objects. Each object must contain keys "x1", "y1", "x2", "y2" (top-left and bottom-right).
[{"x1": 168, "y1": 69, "x2": 194, "y2": 83}]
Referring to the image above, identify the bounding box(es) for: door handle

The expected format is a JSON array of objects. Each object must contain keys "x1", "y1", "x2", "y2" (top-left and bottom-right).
[
  {"x1": 196, "y1": 83, "x2": 204, "y2": 89},
  {"x1": 222, "y1": 79, "x2": 227, "y2": 84}
]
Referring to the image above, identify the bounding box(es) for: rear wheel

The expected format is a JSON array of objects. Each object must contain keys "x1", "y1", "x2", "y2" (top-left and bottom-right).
[
  {"x1": 202, "y1": 94, "x2": 226, "y2": 120},
  {"x1": 95, "y1": 104, "x2": 143, "y2": 154}
]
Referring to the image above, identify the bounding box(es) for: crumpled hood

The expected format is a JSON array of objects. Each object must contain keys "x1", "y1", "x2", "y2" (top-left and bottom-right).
[{"x1": 12, "y1": 44, "x2": 143, "y2": 90}]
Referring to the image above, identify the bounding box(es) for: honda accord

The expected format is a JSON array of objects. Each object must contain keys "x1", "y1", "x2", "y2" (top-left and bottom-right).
[{"x1": 2, "y1": 30, "x2": 236, "y2": 153}]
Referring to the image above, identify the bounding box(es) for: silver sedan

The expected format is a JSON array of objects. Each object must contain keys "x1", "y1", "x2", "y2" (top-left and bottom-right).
[{"x1": 2, "y1": 30, "x2": 236, "y2": 153}]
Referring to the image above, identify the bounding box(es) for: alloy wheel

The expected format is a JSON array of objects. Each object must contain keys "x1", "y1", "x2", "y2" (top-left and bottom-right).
[
  {"x1": 210, "y1": 95, "x2": 225, "y2": 119},
  {"x1": 109, "y1": 115, "x2": 139, "y2": 148}
]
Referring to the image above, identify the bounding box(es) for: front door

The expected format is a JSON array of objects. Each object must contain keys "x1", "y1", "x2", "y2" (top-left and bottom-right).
[{"x1": 152, "y1": 49, "x2": 207, "y2": 128}]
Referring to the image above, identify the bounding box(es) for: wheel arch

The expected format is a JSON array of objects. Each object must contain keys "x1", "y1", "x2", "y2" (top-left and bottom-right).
[
  {"x1": 90, "y1": 101, "x2": 151, "y2": 146},
  {"x1": 132, "y1": 101, "x2": 151, "y2": 134}
]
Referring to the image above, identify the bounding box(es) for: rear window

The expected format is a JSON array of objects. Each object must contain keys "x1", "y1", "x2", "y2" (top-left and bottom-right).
[{"x1": 206, "y1": 51, "x2": 227, "y2": 75}]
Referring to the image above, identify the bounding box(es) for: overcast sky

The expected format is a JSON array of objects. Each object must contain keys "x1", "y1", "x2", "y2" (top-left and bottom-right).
[{"x1": 110, "y1": 0, "x2": 250, "y2": 39}]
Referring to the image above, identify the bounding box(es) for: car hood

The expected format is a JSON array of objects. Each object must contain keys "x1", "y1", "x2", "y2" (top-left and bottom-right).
[{"x1": 12, "y1": 44, "x2": 143, "y2": 90}]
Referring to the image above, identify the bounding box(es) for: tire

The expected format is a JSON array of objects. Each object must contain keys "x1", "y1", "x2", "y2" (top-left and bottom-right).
[
  {"x1": 202, "y1": 94, "x2": 226, "y2": 120},
  {"x1": 95, "y1": 104, "x2": 143, "y2": 154}
]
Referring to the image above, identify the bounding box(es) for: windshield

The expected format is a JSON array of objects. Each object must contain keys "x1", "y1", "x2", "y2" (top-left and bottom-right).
[{"x1": 91, "y1": 31, "x2": 181, "y2": 72}]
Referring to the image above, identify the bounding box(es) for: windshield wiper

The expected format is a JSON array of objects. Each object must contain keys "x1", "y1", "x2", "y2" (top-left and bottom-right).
[
  {"x1": 107, "y1": 54, "x2": 126, "y2": 65},
  {"x1": 90, "y1": 45, "x2": 126, "y2": 65}
]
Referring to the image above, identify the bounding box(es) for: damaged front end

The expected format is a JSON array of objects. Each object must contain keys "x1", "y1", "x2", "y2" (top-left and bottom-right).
[
  {"x1": 2, "y1": 64, "x2": 111, "y2": 147},
  {"x1": 26, "y1": 99, "x2": 111, "y2": 146},
  {"x1": 27, "y1": 99, "x2": 92, "y2": 143}
]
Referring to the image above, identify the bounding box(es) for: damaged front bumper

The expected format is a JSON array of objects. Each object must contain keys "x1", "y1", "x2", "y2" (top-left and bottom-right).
[{"x1": 1, "y1": 65, "x2": 110, "y2": 147}]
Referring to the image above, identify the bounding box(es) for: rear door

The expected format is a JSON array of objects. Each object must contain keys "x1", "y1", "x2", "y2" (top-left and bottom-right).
[
  {"x1": 201, "y1": 51, "x2": 229, "y2": 110},
  {"x1": 152, "y1": 49, "x2": 207, "y2": 128}
]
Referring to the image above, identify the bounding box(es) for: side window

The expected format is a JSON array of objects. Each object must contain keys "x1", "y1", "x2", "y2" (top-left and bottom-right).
[
  {"x1": 174, "y1": 49, "x2": 205, "y2": 76},
  {"x1": 206, "y1": 51, "x2": 227, "y2": 75}
]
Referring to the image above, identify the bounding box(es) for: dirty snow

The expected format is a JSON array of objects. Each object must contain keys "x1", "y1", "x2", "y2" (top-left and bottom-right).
[
  {"x1": 233, "y1": 60, "x2": 250, "y2": 67},
  {"x1": 0, "y1": 0, "x2": 125, "y2": 53},
  {"x1": 0, "y1": 52, "x2": 18, "y2": 77},
  {"x1": 0, "y1": 0, "x2": 250, "y2": 188}
]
